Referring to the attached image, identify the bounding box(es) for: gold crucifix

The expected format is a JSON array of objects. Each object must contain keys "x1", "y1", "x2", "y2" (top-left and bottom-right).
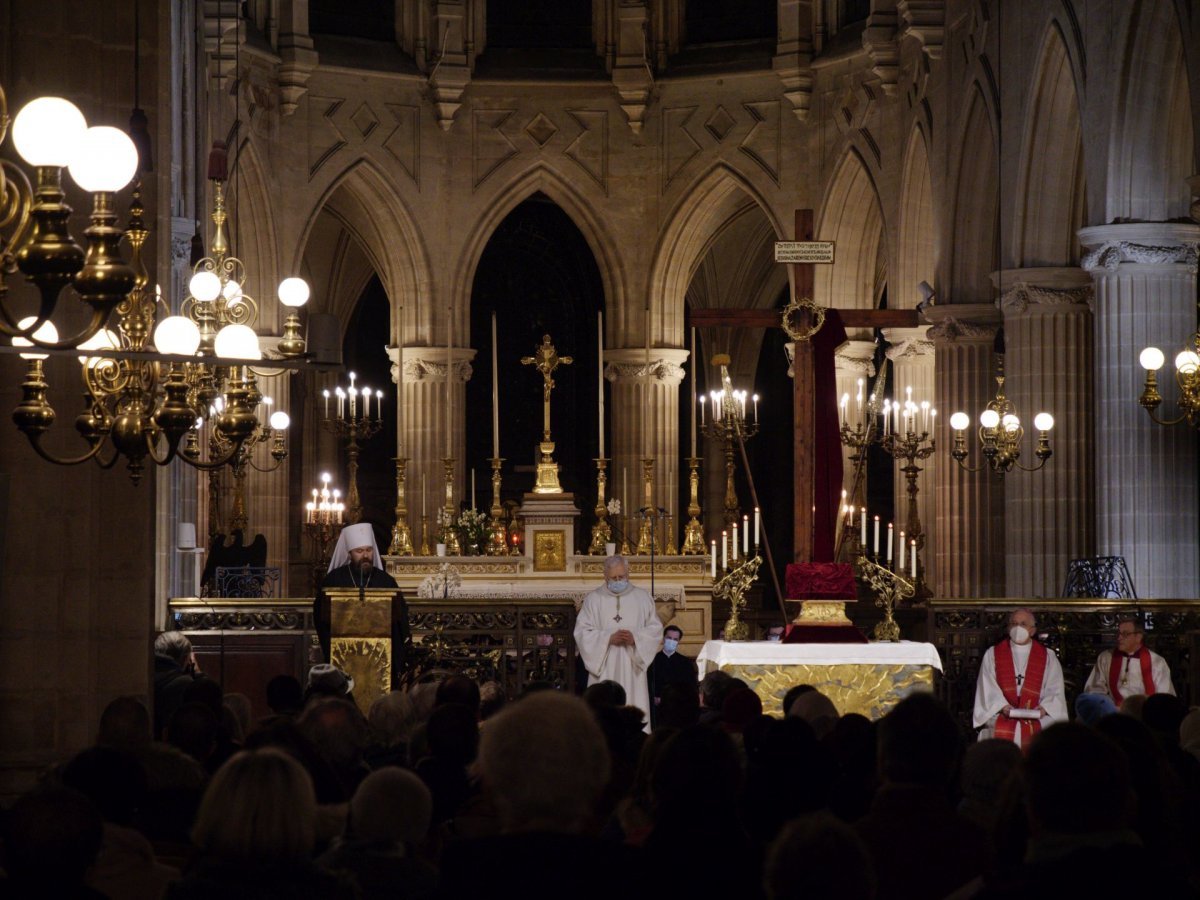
[{"x1": 521, "y1": 334, "x2": 573, "y2": 494}]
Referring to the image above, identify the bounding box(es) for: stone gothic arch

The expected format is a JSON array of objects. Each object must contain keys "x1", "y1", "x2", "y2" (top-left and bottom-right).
[
  {"x1": 894, "y1": 126, "x2": 936, "y2": 310},
  {"x1": 949, "y1": 84, "x2": 998, "y2": 304},
  {"x1": 816, "y1": 147, "x2": 886, "y2": 317}
]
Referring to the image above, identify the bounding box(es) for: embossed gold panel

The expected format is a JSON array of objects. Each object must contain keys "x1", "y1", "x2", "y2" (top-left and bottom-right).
[
  {"x1": 533, "y1": 530, "x2": 566, "y2": 571},
  {"x1": 718, "y1": 662, "x2": 935, "y2": 720},
  {"x1": 331, "y1": 637, "x2": 392, "y2": 714}
]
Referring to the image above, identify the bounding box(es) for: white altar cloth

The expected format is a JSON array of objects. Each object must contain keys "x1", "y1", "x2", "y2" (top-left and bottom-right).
[{"x1": 697, "y1": 640, "x2": 943, "y2": 674}]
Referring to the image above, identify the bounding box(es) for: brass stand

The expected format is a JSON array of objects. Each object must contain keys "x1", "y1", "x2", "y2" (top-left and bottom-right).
[
  {"x1": 880, "y1": 426, "x2": 935, "y2": 601},
  {"x1": 522, "y1": 334, "x2": 572, "y2": 494},
  {"x1": 714, "y1": 555, "x2": 762, "y2": 641},
  {"x1": 681, "y1": 456, "x2": 705, "y2": 554},
  {"x1": 487, "y1": 456, "x2": 508, "y2": 555},
  {"x1": 588, "y1": 457, "x2": 612, "y2": 555},
  {"x1": 857, "y1": 558, "x2": 913, "y2": 641},
  {"x1": 635, "y1": 458, "x2": 656, "y2": 555},
  {"x1": 441, "y1": 457, "x2": 462, "y2": 555},
  {"x1": 323, "y1": 409, "x2": 382, "y2": 525},
  {"x1": 618, "y1": 515, "x2": 633, "y2": 556},
  {"x1": 387, "y1": 457, "x2": 414, "y2": 556},
  {"x1": 419, "y1": 514, "x2": 431, "y2": 556},
  {"x1": 304, "y1": 519, "x2": 338, "y2": 595},
  {"x1": 665, "y1": 513, "x2": 678, "y2": 555}
]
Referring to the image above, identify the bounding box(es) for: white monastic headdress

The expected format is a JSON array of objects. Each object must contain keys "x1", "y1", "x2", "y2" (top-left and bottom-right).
[{"x1": 328, "y1": 522, "x2": 381, "y2": 572}]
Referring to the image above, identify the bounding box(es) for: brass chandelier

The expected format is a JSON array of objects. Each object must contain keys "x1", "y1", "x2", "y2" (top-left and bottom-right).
[
  {"x1": 1137, "y1": 341, "x2": 1200, "y2": 427},
  {"x1": 1, "y1": 87, "x2": 313, "y2": 483},
  {"x1": 948, "y1": 353, "x2": 1054, "y2": 475}
]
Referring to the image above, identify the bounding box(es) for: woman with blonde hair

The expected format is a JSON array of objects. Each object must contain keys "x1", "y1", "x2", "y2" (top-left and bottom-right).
[{"x1": 167, "y1": 749, "x2": 354, "y2": 899}]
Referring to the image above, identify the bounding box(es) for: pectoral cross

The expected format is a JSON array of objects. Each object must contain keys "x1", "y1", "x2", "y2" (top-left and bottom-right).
[
  {"x1": 521, "y1": 334, "x2": 573, "y2": 494},
  {"x1": 1016, "y1": 673, "x2": 1025, "y2": 687}
]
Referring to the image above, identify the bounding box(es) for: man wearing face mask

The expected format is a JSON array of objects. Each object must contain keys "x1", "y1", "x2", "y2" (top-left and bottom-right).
[
  {"x1": 647, "y1": 625, "x2": 698, "y2": 728},
  {"x1": 972, "y1": 607, "x2": 1067, "y2": 748},
  {"x1": 574, "y1": 555, "x2": 664, "y2": 731}
]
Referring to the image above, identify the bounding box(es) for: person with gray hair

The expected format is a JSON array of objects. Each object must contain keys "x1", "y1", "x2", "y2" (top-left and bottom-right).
[
  {"x1": 153, "y1": 629, "x2": 202, "y2": 738},
  {"x1": 574, "y1": 554, "x2": 663, "y2": 731}
]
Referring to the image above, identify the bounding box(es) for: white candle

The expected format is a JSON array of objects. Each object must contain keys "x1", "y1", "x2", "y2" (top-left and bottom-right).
[
  {"x1": 711, "y1": 540, "x2": 717, "y2": 579},
  {"x1": 598, "y1": 311, "x2": 605, "y2": 458},
  {"x1": 422, "y1": 474, "x2": 427, "y2": 518},
  {"x1": 742, "y1": 515, "x2": 749, "y2": 554},
  {"x1": 839, "y1": 394, "x2": 847, "y2": 427},
  {"x1": 754, "y1": 507, "x2": 760, "y2": 546},
  {"x1": 376, "y1": 390, "x2": 383, "y2": 421},
  {"x1": 445, "y1": 312, "x2": 452, "y2": 457},
  {"x1": 899, "y1": 530, "x2": 906, "y2": 570},
  {"x1": 873, "y1": 515, "x2": 880, "y2": 553},
  {"x1": 471, "y1": 469, "x2": 477, "y2": 511},
  {"x1": 644, "y1": 305, "x2": 651, "y2": 466},
  {"x1": 699, "y1": 395, "x2": 706, "y2": 429},
  {"x1": 690, "y1": 326, "x2": 697, "y2": 457},
  {"x1": 753, "y1": 394, "x2": 758, "y2": 424},
  {"x1": 911, "y1": 540, "x2": 917, "y2": 579},
  {"x1": 349, "y1": 386, "x2": 356, "y2": 419},
  {"x1": 492, "y1": 312, "x2": 500, "y2": 458},
  {"x1": 887, "y1": 523, "x2": 894, "y2": 561},
  {"x1": 732, "y1": 523, "x2": 739, "y2": 561},
  {"x1": 722, "y1": 530, "x2": 728, "y2": 569},
  {"x1": 323, "y1": 389, "x2": 330, "y2": 418},
  {"x1": 861, "y1": 508, "x2": 867, "y2": 546},
  {"x1": 362, "y1": 386, "x2": 370, "y2": 418}
]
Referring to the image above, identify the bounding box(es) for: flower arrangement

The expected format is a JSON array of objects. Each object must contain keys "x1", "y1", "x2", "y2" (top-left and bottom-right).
[
  {"x1": 419, "y1": 562, "x2": 462, "y2": 598},
  {"x1": 456, "y1": 508, "x2": 491, "y2": 556}
]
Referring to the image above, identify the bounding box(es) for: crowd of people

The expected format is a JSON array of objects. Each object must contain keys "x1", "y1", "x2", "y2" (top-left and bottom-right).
[{"x1": 1, "y1": 618, "x2": 1198, "y2": 899}]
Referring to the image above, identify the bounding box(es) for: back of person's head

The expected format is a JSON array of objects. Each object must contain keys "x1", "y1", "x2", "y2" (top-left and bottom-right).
[
  {"x1": 651, "y1": 725, "x2": 743, "y2": 817},
  {"x1": 167, "y1": 701, "x2": 220, "y2": 763},
  {"x1": 434, "y1": 674, "x2": 481, "y2": 717},
  {"x1": 479, "y1": 681, "x2": 507, "y2": 721},
  {"x1": 61, "y1": 746, "x2": 147, "y2": 827},
  {"x1": 1023, "y1": 722, "x2": 1133, "y2": 835},
  {"x1": 0, "y1": 787, "x2": 103, "y2": 887},
  {"x1": 182, "y1": 677, "x2": 224, "y2": 718},
  {"x1": 1119, "y1": 693, "x2": 1147, "y2": 719},
  {"x1": 782, "y1": 684, "x2": 817, "y2": 717},
  {"x1": 97, "y1": 695, "x2": 152, "y2": 749},
  {"x1": 877, "y1": 693, "x2": 960, "y2": 787},
  {"x1": 298, "y1": 696, "x2": 369, "y2": 775},
  {"x1": 407, "y1": 681, "x2": 440, "y2": 722},
  {"x1": 154, "y1": 630, "x2": 192, "y2": 664},
  {"x1": 657, "y1": 681, "x2": 700, "y2": 728},
  {"x1": 478, "y1": 692, "x2": 609, "y2": 832},
  {"x1": 722, "y1": 687, "x2": 763, "y2": 733},
  {"x1": 788, "y1": 689, "x2": 840, "y2": 739},
  {"x1": 1180, "y1": 707, "x2": 1200, "y2": 755},
  {"x1": 960, "y1": 738, "x2": 1022, "y2": 808},
  {"x1": 1142, "y1": 692, "x2": 1187, "y2": 742},
  {"x1": 519, "y1": 680, "x2": 556, "y2": 697},
  {"x1": 425, "y1": 702, "x2": 480, "y2": 766},
  {"x1": 764, "y1": 812, "x2": 876, "y2": 900},
  {"x1": 349, "y1": 767, "x2": 433, "y2": 844},
  {"x1": 266, "y1": 674, "x2": 303, "y2": 715},
  {"x1": 368, "y1": 690, "x2": 417, "y2": 747},
  {"x1": 699, "y1": 670, "x2": 735, "y2": 710},
  {"x1": 192, "y1": 749, "x2": 316, "y2": 863},
  {"x1": 223, "y1": 693, "x2": 253, "y2": 738},
  {"x1": 584, "y1": 679, "x2": 627, "y2": 709}
]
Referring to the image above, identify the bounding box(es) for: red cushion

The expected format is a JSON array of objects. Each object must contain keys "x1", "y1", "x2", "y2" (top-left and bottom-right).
[{"x1": 785, "y1": 562, "x2": 856, "y2": 599}]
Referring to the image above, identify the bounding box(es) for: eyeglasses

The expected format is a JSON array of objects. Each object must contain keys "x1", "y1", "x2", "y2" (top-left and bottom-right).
[{"x1": 1117, "y1": 630, "x2": 1137, "y2": 638}]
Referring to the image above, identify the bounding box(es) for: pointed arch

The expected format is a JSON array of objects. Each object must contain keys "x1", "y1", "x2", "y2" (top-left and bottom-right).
[
  {"x1": 816, "y1": 148, "x2": 886, "y2": 317},
  {"x1": 224, "y1": 139, "x2": 281, "y2": 314},
  {"x1": 1016, "y1": 21, "x2": 1086, "y2": 266},
  {"x1": 949, "y1": 84, "x2": 998, "y2": 304},
  {"x1": 1108, "y1": 0, "x2": 1194, "y2": 221},
  {"x1": 894, "y1": 126, "x2": 936, "y2": 310}
]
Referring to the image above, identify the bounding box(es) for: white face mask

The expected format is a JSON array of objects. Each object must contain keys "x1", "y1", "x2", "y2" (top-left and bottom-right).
[{"x1": 1009, "y1": 624, "x2": 1031, "y2": 644}]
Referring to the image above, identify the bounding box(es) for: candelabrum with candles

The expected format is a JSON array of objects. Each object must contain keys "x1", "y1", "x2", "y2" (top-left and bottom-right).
[
  {"x1": 856, "y1": 557, "x2": 912, "y2": 642},
  {"x1": 878, "y1": 392, "x2": 936, "y2": 601},
  {"x1": 713, "y1": 554, "x2": 762, "y2": 642},
  {"x1": 681, "y1": 457, "x2": 706, "y2": 555},
  {"x1": 700, "y1": 356, "x2": 759, "y2": 529},
  {"x1": 440, "y1": 458, "x2": 462, "y2": 555},
  {"x1": 588, "y1": 458, "x2": 612, "y2": 555},
  {"x1": 1138, "y1": 342, "x2": 1200, "y2": 427},
  {"x1": 321, "y1": 373, "x2": 383, "y2": 524},
  {"x1": 303, "y1": 472, "x2": 344, "y2": 591},
  {"x1": 949, "y1": 354, "x2": 1053, "y2": 475},
  {"x1": 387, "y1": 457, "x2": 414, "y2": 556},
  {"x1": 486, "y1": 457, "x2": 508, "y2": 555},
  {"x1": 635, "y1": 458, "x2": 661, "y2": 555}
]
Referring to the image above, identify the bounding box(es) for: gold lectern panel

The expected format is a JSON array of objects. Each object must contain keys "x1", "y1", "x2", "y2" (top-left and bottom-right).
[{"x1": 325, "y1": 588, "x2": 398, "y2": 714}]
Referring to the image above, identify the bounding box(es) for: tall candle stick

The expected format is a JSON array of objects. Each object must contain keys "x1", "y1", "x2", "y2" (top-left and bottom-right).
[
  {"x1": 445, "y1": 311, "x2": 452, "y2": 457},
  {"x1": 732, "y1": 523, "x2": 739, "y2": 561},
  {"x1": 873, "y1": 515, "x2": 880, "y2": 554},
  {"x1": 722, "y1": 530, "x2": 728, "y2": 569},
  {"x1": 491, "y1": 312, "x2": 500, "y2": 458},
  {"x1": 690, "y1": 326, "x2": 697, "y2": 457},
  {"x1": 644, "y1": 305, "x2": 651, "y2": 464},
  {"x1": 899, "y1": 530, "x2": 906, "y2": 570},
  {"x1": 887, "y1": 523, "x2": 894, "y2": 561},
  {"x1": 711, "y1": 540, "x2": 717, "y2": 579},
  {"x1": 910, "y1": 540, "x2": 917, "y2": 579},
  {"x1": 742, "y1": 514, "x2": 749, "y2": 554},
  {"x1": 471, "y1": 469, "x2": 477, "y2": 511},
  {"x1": 860, "y1": 508, "x2": 867, "y2": 546},
  {"x1": 598, "y1": 311, "x2": 605, "y2": 458},
  {"x1": 754, "y1": 507, "x2": 760, "y2": 546}
]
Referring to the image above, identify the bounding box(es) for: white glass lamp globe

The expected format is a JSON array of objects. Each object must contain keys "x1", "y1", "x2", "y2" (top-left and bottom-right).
[
  {"x1": 67, "y1": 126, "x2": 139, "y2": 193},
  {"x1": 189, "y1": 271, "x2": 222, "y2": 303},
  {"x1": 13, "y1": 316, "x2": 59, "y2": 360},
  {"x1": 154, "y1": 316, "x2": 202, "y2": 355},
  {"x1": 1139, "y1": 347, "x2": 1165, "y2": 371},
  {"x1": 949, "y1": 412, "x2": 969, "y2": 431},
  {"x1": 1175, "y1": 350, "x2": 1200, "y2": 375},
  {"x1": 222, "y1": 280, "x2": 243, "y2": 302},
  {"x1": 979, "y1": 409, "x2": 1000, "y2": 429},
  {"x1": 1001, "y1": 413, "x2": 1020, "y2": 432},
  {"x1": 214, "y1": 323, "x2": 261, "y2": 360},
  {"x1": 277, "y1": 277, "x2": 310, "y2": 308},
  {"x1": 1033, "y1": 412, "x2": 1055, "y2": 432},
  {"x1": 269, "y1": 411, "x2": 290, "y2": 430},
  {"x1": 12, "y1": 97, "x2": 87, "y2": 167},
  {"x1": 76, "y1": 328, "x2": 120, "y2": 367}
]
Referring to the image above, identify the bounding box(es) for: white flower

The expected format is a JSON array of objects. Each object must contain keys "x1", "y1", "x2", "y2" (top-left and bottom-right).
[{"x1": 606, "y1": 498, "x2": 622, "y2": 516}]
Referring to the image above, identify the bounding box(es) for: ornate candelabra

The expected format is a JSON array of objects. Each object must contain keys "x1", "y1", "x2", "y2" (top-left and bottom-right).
[
  {"x1": 950, "y1": 353, "x2": 1053, "y2": 475},
  {"x1": 588, "y1": 457, "x2": 612, "y2": 555},
  {"x1": 635, "y1": 458, "x2": 659, "y2": 555},
  {"x1": 713, "y1": 555, "x2": 762, "y2": 642},
  {"x1": 681, "y1": 457, "x2": 706, "y2": 555},
  {"x1": 387, "y1": 457, "x2": 414, "y2": 556},
  {"x1": 487, "y1": 456, "x2": 508, "y2": 555},
  {"x1": 418, "y1": 514, "x2": 432, "y2": 556},
  {"x1": 879, "y1": 397, "x2": 936, "y2": 601},
  {"x1": 321, "y1": 373, "x2": 383, "y2": 524},
  {"x1": 1137, "y1": 342, "x2": 1200, "y2": 427},
  {"x1": 440, "y1": 457, "x2": 462, "y2": 555},
  {"x1": 700, "y1": 355, "x2": 759, "y2": 528},
  {"x1": 303, "y1": 472, "x2": 344, "y2": 592},
  {"x1": 856, "y1": 557, "x2": 913, "y2": 642}
]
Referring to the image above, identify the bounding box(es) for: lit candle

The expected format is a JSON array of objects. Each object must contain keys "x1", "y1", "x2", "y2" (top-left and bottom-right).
[
  {"x1": 690, "y1": 326, "x2": 697, "y2": 457},
  {"x1": 644, "y1": 305, "x2": 651, "y2": 468},
  {"x1": 492, "y1": 312, "x2": 500, "y2": 458},
  {"x1": 754, "y1": 507, "x2": 760, "y2": 546},
  {"x1": 445, "y1": 311, "x2": 453, "y2": 457},
  {"x1": 887, "y1": 523, "x2": 894, "y2": 561},
  {"x1": 598, "y1": 311, "x2": 605, "y2": 458},
  {"x1": 839, "y1": 393, "x2": 848, "y2": 427},
  {"x1": 362, "y1": 385, "x2": 370, "y2": 418},
  {"x1": 376, "y1": 389, "x2": 383, "y2": 421},
  {"x1": 732, "y1": 522, "x2": 739, "y2": 561},
  {"x1": 471, "y1": 468, "x2": 477, "y2": 511},
  {"x1": 337, "y1": 387, "x2": 344, "y2": 419},
  {"x1": 722, "y1": 530, "x2": 728, "y2": 569},
  {"x1": 743, "y1": 514, "x2": 749, "y2": 554},
  {"x1": 911, "y1": 540, "x2": 917, "y2": 579},
  {"x1": 622, "y1": 468, "x2": 627, "y2": 522},
  {"x1": 873, "y1": 515, "x2": 880, "y2": 554},
  {"x1": 861, "y1": 508, "x2": 867, "y2": 546},
  {"x1": 323, "y1": 389, "x2": 330, "y2": 418},
  {"x1": 899, "y1": 530, "x2": 906, "y2": 570},
  {"x1": 711, "y1": 539, "x2": 717, "y2": 579},
  {"x1": 349, "y1": 386, "x2": 357, "y2": 419},
  {"x1": 753, "y1": 394, "x2": 759, "y2": 424},
  {"x1": 699, "y1": 395, "x2": 706, "y2": 429}
]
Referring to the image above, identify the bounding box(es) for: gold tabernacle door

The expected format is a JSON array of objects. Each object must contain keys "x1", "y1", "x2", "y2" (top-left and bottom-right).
[{"x1": 326, "y1": 587, "x2": 403, "y2": 714}]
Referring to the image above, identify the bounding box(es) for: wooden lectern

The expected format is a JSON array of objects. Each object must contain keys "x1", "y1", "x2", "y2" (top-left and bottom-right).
[{"x1": 323, "y1": 587, "x2": 408, "y2": 713}]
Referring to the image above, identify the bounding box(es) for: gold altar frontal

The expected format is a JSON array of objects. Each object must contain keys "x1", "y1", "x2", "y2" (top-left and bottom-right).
[{"x1": 696, "y1": 640, "x2": 942, "y2": 720}]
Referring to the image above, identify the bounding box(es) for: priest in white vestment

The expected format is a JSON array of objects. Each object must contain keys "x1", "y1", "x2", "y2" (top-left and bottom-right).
[
  {"x1": 973, "y1": 607, "x2": 1068, "y2": 749},
  {"x1": 1082, "y1": 616, "x2": 1175, "y2": 704},
  {"x1": 574, "y1": 555, "x2": 663, "y2": 730}
]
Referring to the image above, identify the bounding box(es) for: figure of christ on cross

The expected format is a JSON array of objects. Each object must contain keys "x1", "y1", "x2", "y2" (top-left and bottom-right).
[
  {"x1": 521, "y1": 333, "x2": 574, "y2": 494},
  {"x1": 691, "y1": 210, "x2": 918, "y2": 565}
]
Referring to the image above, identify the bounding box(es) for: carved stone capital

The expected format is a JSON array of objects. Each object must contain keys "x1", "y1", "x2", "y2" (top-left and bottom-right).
[
  {"x1": 388, "y1": 346, "x2": 476, "y2": 385},
  {"x1": 885, "y1": 336, "x2": 935, "y2": 361},
  {"x1": 999, "y1": 282, "x2": 1093, "y2": 315},
  {"x1": 835, "y1": 339, "x2": 877, "y2": 376},
  {"x1": 922, "y1": 305, "x2": 1001, "y2": 344},
  {"x1": 1078, "y1": 223, "x2": 1200, "y2": 273},
  {"x1": 604, "y1": 357, "x2": 687, "y2": 386}
]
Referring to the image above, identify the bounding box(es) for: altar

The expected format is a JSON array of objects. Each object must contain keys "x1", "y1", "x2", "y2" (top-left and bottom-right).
[{"x1": 697, "y1": 640, "x2": 943, "y2": 720}]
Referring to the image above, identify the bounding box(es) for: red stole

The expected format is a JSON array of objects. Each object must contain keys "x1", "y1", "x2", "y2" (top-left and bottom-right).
[
  {"x1": 1107, "y1": 647, "x2": 1156, "y2": 703},
  {"x1": 993, "y1": 640, "x2": 1048, "y2": 745}
]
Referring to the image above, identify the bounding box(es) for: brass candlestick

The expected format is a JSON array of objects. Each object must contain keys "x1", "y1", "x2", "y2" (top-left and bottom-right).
[
  {"x1": 322, "y1": 391, "x2": 383, "y2": 525},
  {"x1": 635, "y1": 457, "x2": 656, "y2": 555},
  {"x1": 880, "y1": 422, "x2": 935, "y2": 601},
  {"x1": 619, "y1": 514, "x2": 633, "y2": 556},
  {"x1": 714, "y1": 555, "x2": 762, "y2": 642},
  {"x1": 681, "y1": 456, "x2": 705, "y2": 554},
  {"x1": 665, "y1": 513, "x2": 678, "y2": 555},
  {"x1": 304, "y1": 519, "x2": 339, "y2": 595},
  {"x1": 521, "y1": 334, "x2": 572, "y2": 494},
  {"x1": 487, "y1": 456, "x2": 508, "y2": 555},
  {"x1": 419, "y1": 514, "x2": 431, "y2": 556},
  {"x1": 588, "y1": 457, "x2": 612, "y2": 555},
  {"x1": 387, "y1": 457, "x2": 414, "y2": 556},
  {"x1": 441, "y1": 457, "x2": 462, "y2": 555}
]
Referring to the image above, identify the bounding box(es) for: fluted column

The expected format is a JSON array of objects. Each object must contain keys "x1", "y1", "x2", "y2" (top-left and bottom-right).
[
  {"x1": 605, "y1": 348, "x2": 689, "y2": 549},
  {"x1": 834, "y1": 340, "x2": 876, "y2": 499},
  {"x1": 883, "y1": 326, "x2": 936, "y2": 585},
  {"x1": 388, "y1": 346, "x2": 476, "y2": 551},
  {"x1": 1080, "y1": 223, "x2": 1200, "y2": 598},
  {"x1": 997, "y1": 269, "x2": 1094, "y2": 598},
  {"x1": 925, "y1": 305, "x2": 1004, "y2": 598}
]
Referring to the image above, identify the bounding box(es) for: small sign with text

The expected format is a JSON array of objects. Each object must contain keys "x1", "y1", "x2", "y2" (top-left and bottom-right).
[{"x1": 774, "y1": 241, "x2": 835, "y2": 264}]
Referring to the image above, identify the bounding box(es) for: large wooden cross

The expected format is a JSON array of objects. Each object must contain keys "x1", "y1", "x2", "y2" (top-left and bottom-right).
[{"x1": 691, "y1": 210, "x2": 918, "y2": 563}]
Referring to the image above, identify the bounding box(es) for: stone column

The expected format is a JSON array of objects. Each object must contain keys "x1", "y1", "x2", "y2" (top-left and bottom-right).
[
  {"x1": 388, "y1": 346, "x2": 476, "y2": 551},
  {"x1": 925, "y1": 305, "x2": 1004, "y2": 598},
  {"x1": 1080, "y1": 223, "x2": 1200, "y2": 598},
  {"x1": 883, "y1": 326, "x2": 936, "y2": 587},
  {"x1": 605, "y1": 349, "x2": 688, "y2": 550},
  {"x1": 834, "y1": 340, "x2": 876, "y2": 503},
  {"x1": 997, "y1": 269, "x2": 1094, "y2": 599}
]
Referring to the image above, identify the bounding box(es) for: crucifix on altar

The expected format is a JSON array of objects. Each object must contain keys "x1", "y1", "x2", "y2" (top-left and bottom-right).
[{"x1": 521, "y1": 334, "x2": 573, "y2": 494}]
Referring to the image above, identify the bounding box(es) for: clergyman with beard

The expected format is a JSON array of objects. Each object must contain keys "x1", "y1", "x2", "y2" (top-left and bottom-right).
[{"x1": 316, "y1": 523, "x2": 409, "y2": 678}]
